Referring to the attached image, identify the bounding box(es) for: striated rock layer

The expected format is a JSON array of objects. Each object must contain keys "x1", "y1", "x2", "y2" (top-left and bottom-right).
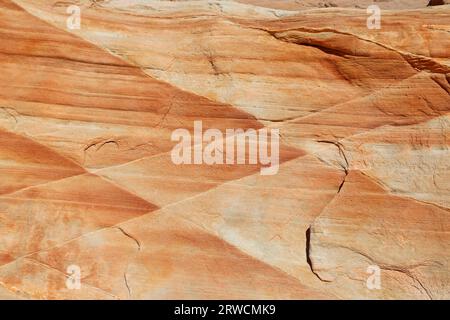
[{"x1": 0, "y1": 0, "x2": 449, "y2": 299}]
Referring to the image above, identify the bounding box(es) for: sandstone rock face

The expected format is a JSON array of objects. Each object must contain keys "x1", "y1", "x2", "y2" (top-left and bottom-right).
[{"x1": 0, "y1": 0, "x2": 449, "y2": 299}]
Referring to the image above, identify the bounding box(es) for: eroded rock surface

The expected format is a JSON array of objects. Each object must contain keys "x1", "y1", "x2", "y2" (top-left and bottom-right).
[{"x1": 0, "y1": 0, "x2": 449, "y2": 299}]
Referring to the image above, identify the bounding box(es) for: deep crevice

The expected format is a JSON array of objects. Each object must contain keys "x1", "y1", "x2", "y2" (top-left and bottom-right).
[
  {"x1": 288, "y1": 42, "x2": 352, "y2": 59},
  {"x1": 430, "y1": 75, "x2": 450, "y2": 95},
  {"x1": 305, "y1": 226, "x2": 330, "y2": 282},
  {"x1": 305, "y1": 227, "x2": 312, "y2": 269}
]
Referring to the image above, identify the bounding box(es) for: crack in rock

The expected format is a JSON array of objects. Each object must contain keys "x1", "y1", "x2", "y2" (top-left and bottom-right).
[{"x1": 116, "y1": 226, "x2": 141, "y2": 298}]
